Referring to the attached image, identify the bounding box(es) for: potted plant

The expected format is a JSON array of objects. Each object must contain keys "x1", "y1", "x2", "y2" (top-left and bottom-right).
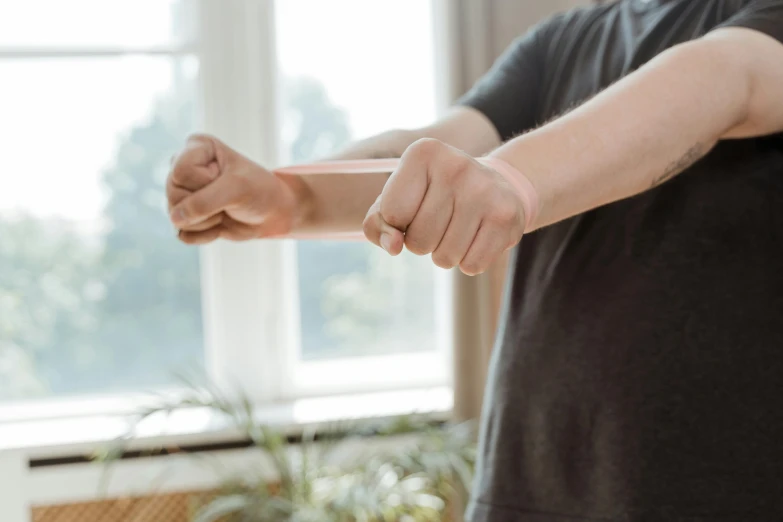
[{"x1": 100, "y1": 376, "x2": 476, "y2": 522}]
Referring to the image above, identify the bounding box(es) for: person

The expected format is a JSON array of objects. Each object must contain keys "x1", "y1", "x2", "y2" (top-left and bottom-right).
[{"x1": 166, "y1": 0, "x2": 783, "y2": 520}]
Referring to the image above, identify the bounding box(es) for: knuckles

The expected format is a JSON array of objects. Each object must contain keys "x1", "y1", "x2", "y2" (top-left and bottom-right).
[
  {"x1": 362, "y1": 198, "x2": 383, "y2": 240},
  {"x1": 431, "y1": 251, "x2": 458, "y2": 270},
  {"x1": 378, "y1": 205, "x2": 410, "y2": 232},
  {"x1": 408, "y1": 138, "x2": 472, "y2": 185},
  {"x1": 184, "y1": 133, "x2": 219, "y2": 153},
  {"x1": 186, "y1": 132, "x2": 215, "y2": 143},
  {"x1": 362, "y1": 213, "x2": 377, "y2": 240},
  {"x1": 181, "y1": 132, "x2": 217, "y2": 160},
  {"x1": 459, "y1": 260, "x2": 483, "y2": 277},
  {"x1": 406, "y1": 137, "x2": 446, "y2": 160},
  {"x1": 403, "y1": 234, "x2": 432, "y2": 256},
  {"x1": 168, "y1": 133, "x2": 220, "y2": 183}
]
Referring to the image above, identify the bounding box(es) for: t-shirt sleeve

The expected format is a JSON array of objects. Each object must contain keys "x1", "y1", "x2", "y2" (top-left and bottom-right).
[
  {"x1": 456, "y1": 17, "x2": 557, "y2": 141},
  {"x1": 715, "y1": 0, "x2": 783, "y2": 44}
]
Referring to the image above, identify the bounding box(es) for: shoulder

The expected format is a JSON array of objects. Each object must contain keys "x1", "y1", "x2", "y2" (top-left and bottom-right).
[{"x1": 529, "y1": 3, "x2": 621, "y2": 58}]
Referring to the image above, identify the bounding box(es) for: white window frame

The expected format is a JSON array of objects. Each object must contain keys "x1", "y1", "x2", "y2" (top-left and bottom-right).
[
  {"x1": 0, "y1": 0, "x2": 457, "y2": 443},
  {"x1": 0, "y1": 2, "x2": 460, "y2": 519},
  {"x1": 0, "y1": 2, "x2": 196, "y2": 421},
  {"x1": 198, "y1": 0, "x2": 456, "y2": 404}
]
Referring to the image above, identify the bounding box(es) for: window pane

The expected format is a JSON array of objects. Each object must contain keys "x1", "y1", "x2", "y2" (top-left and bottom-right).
[
  {"x1": 0, "y1": 56, "x2": 203, "y2": 400},
  {"x1": 275, "y1": 0, "x2": 440, "y2": 360},
  {"x1": 0, "y1": 0, "x2": 188, "y2": 48}
]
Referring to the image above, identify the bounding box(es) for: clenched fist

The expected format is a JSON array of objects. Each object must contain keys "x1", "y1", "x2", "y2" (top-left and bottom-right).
[
  {"x1": 167, "y1": 134, "x2": 298, "y2": 244},
  {"x1": 363, "y1": 139, "x2": 530, "y2": 276}
]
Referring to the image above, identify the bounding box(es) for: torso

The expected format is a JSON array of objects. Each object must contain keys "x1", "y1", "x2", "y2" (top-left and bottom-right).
[{"x1": 472, "y1": 1, "x2": 783, "y2": 520}]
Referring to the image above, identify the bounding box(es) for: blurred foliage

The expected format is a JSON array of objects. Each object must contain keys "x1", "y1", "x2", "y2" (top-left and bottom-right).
[
  {"x1": 0, "y1": 217, "x2": 99, "y2": 398},
  {"x1": 284, "y1": 77, "x2": 436, "y2": 360},
  {"x1": 321, "y1": 250, "x2": 436, "y2": 356},
  {"x1": 100, "y1": 375, "x2": 476, "y2": 522},
  {"x1": 286, "y1": 76, "x2": 352, "y2": 165},
  {"x1": 0, "y1": 83, "x2": 198, "y2": 397},
  {"x1": 93, "y1": 94, "x2": 203, "y2": 390},
  {"x1": 0, "y1": 72, "x2": 435, "y2": 399}
]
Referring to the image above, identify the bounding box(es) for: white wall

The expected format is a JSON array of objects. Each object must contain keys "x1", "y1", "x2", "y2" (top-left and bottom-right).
[{"x1": 0, "y1": 451, "x2": 29, "y2": 522}]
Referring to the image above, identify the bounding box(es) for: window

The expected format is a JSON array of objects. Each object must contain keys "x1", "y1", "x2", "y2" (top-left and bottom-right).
[
  {"x1": 274, "y1": 0, "x2": 451, "y2": 397},
  {"x1": 277, "y1": 0, "x2": 439, "y2": 361},
  {"x1": 0, "y1": 0, "x2": 203, "y2": 401},
  {"x1": 0, "y1": 0, "x2": 453, "y2": 426}
]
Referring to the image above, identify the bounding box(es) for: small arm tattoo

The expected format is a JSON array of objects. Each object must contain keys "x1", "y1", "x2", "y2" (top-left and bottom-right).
[{"x1": 651, "y1": 143, "x2": 706, "y2": 187}]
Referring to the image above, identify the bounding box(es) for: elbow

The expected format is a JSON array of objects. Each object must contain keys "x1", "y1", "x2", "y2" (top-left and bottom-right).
[
  {"x1": 685, "y1": 34, "x2": 755, "y2": 137},
  {"x1": 659, "y1": 38, "x2": 753, "y2": 137}
]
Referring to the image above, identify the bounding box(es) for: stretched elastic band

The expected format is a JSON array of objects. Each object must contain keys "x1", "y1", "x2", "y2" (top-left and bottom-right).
[
  {"x1": 273, "y1": 157, "x2": 539, "y2": 234},
  {"x1": 478, "y1": 156, "x2": 539, "y2": 232},
  {"x1": 272, "y1": 160, "x2": 399, "y2": 240},
  {"x1": 274, "y1": 159, "x2": 400, "y2": 176}
]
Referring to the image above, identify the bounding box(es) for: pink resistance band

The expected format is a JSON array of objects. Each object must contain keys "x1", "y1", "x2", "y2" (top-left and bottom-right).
[
  {"x1": 479, "y1": 156, "x2": 539, "y2": 232},
  {"x1": 273, "y1": 157, "x2": 539, "y2": 239}
]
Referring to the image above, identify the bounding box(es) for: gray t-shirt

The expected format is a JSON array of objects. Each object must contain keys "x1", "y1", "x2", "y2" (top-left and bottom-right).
[{"x1": 458, "y1": 1, "x2": 783, "y2": 520}]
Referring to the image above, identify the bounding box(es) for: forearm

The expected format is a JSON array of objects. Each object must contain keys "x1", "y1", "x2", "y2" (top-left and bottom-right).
[
  {"x1": 492, "y1": 38, "x2": 753, "y2": 231},
  {"x1": 283, "y1": 108, "x2": 501, "y2": 235},
  {"x1": 279, "y1": 129, "x2": 418, "y2": 235}
]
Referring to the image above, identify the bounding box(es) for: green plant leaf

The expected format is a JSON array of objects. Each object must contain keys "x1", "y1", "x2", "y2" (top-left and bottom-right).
[{"x1": 96, "y1": 372, "x2": 477, "y2": 522}]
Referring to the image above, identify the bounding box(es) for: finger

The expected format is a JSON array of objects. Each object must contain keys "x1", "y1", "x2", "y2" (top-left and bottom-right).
[
  {"x1": 378, "y1": 139, "x2": 439, "y2": 232},
  {"x1": 459, "y1": 223, "x2": 509, "y2": 276},
  {"x1": 218, "y1": 215, "x2": 261, "y2": 241},
  {"x1": 169, "y1": 134, "x2": 222, "y2": 190},
  {"x1": 177, "y1": 134, "x2": 219, "y2": 167},
  {"x1": 170, "y1": 162, "x2": 220, "y2": 191},
  {"x1": 363, "y1": 195, "x2": 405, "y2": 255},
  {"x1": 178, "y1": 227, "x2": 221, "y2": 245},
  {"x1": 180, "y1": 212, "x2": 223, "y2": 232},
  {"x1": 403, "y1": 181, "x2": 453, "y2": 256},
  {"x1": 166, "y1": 183, "x2": 192, "y2": 211},
  {"x1": 431, "y1": 202, "x2": 482, "y2": 269},
  {"x1": 170, "y1": 175, "x2": 242, "y2": 228}
]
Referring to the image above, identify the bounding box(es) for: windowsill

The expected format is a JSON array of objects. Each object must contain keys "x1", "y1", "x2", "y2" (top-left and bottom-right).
[{"x1": 0, "y1": 386, "x2": 453, "y2": 460}]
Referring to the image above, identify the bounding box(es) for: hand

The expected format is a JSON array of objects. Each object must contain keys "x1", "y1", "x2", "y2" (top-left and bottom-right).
[
  {"x1": 167, "y1": 134, "x2": 298, "y2": 244},
  {"x1": 362, "y1": 139, "x2": 527, "y2": 276}
]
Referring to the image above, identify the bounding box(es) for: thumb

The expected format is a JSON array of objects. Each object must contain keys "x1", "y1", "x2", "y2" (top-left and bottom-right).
[
  {"x1": 379, "y1": 219, "x2": 405, "y2": 256},
  {"x1": 170, "y1": 173, "x2": 240, "y2": 228},
  {"x1": 379, "y1": 142, "x2": 430, "y2": 232},
  {"x1": 363, "y1": 195, "x2": 405, "y2": 256}
]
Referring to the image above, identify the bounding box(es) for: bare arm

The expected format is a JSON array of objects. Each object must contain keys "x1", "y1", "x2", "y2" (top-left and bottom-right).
[
  {"x1": 167, "y1": 107, "x2": 499, "y2": 242},
  {"x1": 492, "y1": 28, "x2": 783, "y2": 231},
  {"x1": 282, "y1": 107, "x2": 501, "y2": 235},
  {"x1": 362, "y1": 27, "x2": 783, "y2": 275}
]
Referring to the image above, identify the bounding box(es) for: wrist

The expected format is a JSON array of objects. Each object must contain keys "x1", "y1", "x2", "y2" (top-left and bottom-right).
[
  {"x1": 275, "y1": 173, "x2": 314, "y2": 233},
  {"x1": 481, "y1": 154, "x2": 541, "y2": 232}
]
